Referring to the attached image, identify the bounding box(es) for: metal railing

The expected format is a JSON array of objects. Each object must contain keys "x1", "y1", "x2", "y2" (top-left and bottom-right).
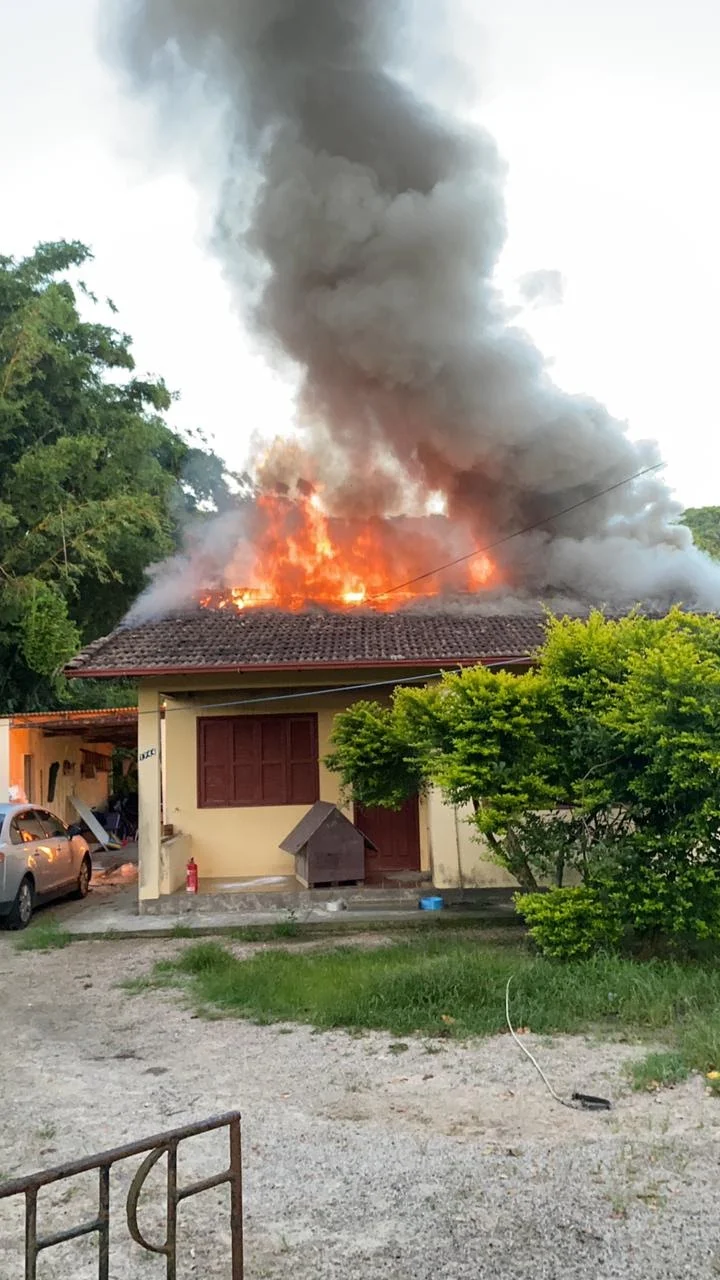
[{"x1": 0, "y1": 1110, "x2": 243, "y2": 1279}]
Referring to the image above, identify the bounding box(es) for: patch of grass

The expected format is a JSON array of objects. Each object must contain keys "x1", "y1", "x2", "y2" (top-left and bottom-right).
[
  {"x1": 678, "y1": 1014, "x2": 720, "y2": 1076},
  {"x1": 222, "y1": 915, "x2": 521, "y2": 946},
  {"x1": 132, "y1": 934, "x2": 720, "y2": 1080},
  {"x1": 121, "y1": 961, "x2": 180, "y2": 994},
  {"x1": 230, "y1": 919, "x2": 302, "y2": 942},
  {"x1": 122, "y1": 975, "x2": 158, "y2": 994},
  {"x1": 15, "y1": 919, "x2": 73, "y2": 952},
  {"x1": 174, "y1": 940, "x2": 237, "y2": 977},
  {"x1": 227, "y1": 926, "x2": 272, "y2": 943},
  {"x1": 627, "y1": 1051, "x2": 690, "y2": 1092},
  {"x1": 271, "y1": 920, "x2": 301, "y2": 939},
  {"x1": 227, "y1": 920, "x2": 304, "y2": 943},
  {"x1": 170, "y1": 922, "x2": 196, "y2": 939}
]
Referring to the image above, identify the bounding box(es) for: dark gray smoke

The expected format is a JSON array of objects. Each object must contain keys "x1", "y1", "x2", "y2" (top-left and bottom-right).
[{"x1": 106, "y1": 0, "x2": 720, "y2": 612}]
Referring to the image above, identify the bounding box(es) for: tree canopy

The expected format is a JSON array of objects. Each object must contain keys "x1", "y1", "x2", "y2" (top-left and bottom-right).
[
  {"x1": 327, "y1": 610, "x2": 720, "y2": 951},
  {"x1": 0, "y1": 240, "x2": 233, "y2": 711},
  {"x1": 682, "y1": 506, "x2": 720, "y2": 560}
]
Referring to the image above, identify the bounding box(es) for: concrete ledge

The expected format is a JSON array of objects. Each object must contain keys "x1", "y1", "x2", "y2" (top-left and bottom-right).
[
  {"x1": 63, "y1": 902, "x2": 523, "y2": 940},
  {"x1": 159, "y1": 832, "x2": 192, "y2": 896},
  {"x1": 139, "y1": 886, "x2": 517, "y2": 917}
]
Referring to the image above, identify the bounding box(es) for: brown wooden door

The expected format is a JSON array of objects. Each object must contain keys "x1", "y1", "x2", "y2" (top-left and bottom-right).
[{"x1": 355, "y1": 796, "x2": 421, "y2": 883}]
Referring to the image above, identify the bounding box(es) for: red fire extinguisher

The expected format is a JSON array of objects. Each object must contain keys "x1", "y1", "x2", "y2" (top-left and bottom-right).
[{"x1": 186, "y1": 857, "x2": 198, "y2": 895}]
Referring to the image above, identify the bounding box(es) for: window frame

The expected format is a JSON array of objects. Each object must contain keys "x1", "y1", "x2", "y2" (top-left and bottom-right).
[
  {"x1": 11, "y1": 810, "x2": 49, "y2": 844},
  {"x1": 197, "y1": 713, "x2": 320, "y2": 810}
]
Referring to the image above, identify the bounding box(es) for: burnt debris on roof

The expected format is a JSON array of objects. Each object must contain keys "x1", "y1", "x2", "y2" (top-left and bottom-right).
[{"x1": 65, "y1": 608, "x2": 547, "y2": 677}]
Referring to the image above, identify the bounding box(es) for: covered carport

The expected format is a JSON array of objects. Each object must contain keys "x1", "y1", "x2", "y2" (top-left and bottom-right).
[{"x1": 0, "y1": 707, "x2": 138, "y2": 830}]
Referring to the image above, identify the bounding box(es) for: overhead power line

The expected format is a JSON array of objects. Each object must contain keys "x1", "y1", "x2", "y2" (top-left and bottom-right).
[
  {"x1": 367, "y1": 461, "x2": 666, "y2": 602},
  {"x1": 129, "y1": 659, "x2": 525, "y2": 720}
]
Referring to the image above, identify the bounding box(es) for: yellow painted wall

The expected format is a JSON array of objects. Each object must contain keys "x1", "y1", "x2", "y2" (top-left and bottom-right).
[
  {"x1": 138, "y1": 686, "x2": 163, "y2": 902},
  {"x1": 6, "y1": 727, "x2": 112, "y2": 824},
  {"x1": 160, "y1": 832, "x2": 192, "y2": 895},
  {"x1": 162, "y1": 686, "x2": 479, "y2": 885},
  {"x1": 163, "y1": 695, "x2": 347, "y2": 880},
  {"x1": 418, "y1": 794, "x2": 432, "y2": 875},
  {"x1": 429, "y1": 791, "x2": 584, "y2": 890},
  {"x1": 144, "y1": 669, "x2": 520, "y2": 892},
  {"x1": 0, "y1": 721, "x2": 9, "y2": 804},
  {"x1": 429, "y1": 791, "x2": 518, "y2": 889}
]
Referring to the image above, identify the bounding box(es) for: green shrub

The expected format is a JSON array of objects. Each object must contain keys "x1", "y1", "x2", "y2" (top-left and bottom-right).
[
  {"x1": 515, "y1": 886, "x2": 624, "y2": 960},
  {"x1": 518, "y1": 861, "x2": 720, "y2": 962},
  {"x1": 612, "y1": 862, "x2": 720, "y2": 952}
]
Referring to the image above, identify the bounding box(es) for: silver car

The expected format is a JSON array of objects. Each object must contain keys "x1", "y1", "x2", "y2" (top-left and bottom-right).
[{"x1": 0, "y1": 804, "x2": 92, "y2": 930}]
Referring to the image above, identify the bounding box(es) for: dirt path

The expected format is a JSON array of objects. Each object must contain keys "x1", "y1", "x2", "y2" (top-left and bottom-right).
[{"x1": 1, "y1": 934, "x2": 719, "y2": 1278}]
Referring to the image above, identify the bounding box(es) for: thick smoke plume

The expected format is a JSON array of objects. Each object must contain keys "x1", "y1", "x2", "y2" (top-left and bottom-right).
[
  {"x1": 108, "y1": 0, "x2": 720, "y2": 615},
  {"x1": 518, "y1": 269, "x2": 565, "y2": 310}
]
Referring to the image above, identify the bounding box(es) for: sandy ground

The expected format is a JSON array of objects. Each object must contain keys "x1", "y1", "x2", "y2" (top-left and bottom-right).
[{"x1": 1, "y1": 934, "x2": 720, "y2": 1280}]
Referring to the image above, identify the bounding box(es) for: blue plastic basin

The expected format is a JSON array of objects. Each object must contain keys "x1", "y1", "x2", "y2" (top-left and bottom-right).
[{"x1": 419, "y1": 896, "x2": 444, "y2": 911}]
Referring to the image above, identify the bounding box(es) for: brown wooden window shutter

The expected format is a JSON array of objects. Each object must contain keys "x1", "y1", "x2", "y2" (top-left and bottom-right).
[
  {"x1": 232, "y1": 718, "x2": 260, "y2": 805},
  {"x1": 198, "y1": 719, "x2": 232, "y2": 807},
  {"x1": 288, "y1": 716, "x2": 318, "y2": 804},
  {"x1": 198, "y1": 714, "x2": 319, "y2": 808}
]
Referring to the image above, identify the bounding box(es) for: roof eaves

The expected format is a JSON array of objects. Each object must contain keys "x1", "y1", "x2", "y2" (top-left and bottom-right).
[
  {"x1": 10, "y1": 706, "x2": 138, "y2": 724},
  {"x1": 67, "y1": 654, "x2": 535, "y2": 680}
]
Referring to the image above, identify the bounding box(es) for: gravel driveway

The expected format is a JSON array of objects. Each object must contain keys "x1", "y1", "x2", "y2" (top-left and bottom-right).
[{"x1": 1, "y1": 934, "x2": 719, "y2": 1279}]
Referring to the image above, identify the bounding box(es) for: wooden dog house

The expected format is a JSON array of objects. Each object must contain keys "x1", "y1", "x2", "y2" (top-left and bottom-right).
[{"x1": 281, "y1": 802, "x2": 377, "y2": 888}]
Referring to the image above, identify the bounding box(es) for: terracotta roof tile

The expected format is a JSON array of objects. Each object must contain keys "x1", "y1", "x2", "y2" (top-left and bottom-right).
[{"x1": 66, "y1": 609, "x2": 546, "y2": 676}]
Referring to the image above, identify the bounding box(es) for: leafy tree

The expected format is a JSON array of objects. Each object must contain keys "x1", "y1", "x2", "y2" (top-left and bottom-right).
[
  {"x1": 602, "y1": 619, "x2": 720, "y2": 850},
  {"x1": 537, "y1": 610, "x2": 720, "y2": 841},
  {"x1": 416, "y1": 670, "x2": 560, "y2": 889},
  {"x1": 681, "y1": 506, "x2": 720, "y2": 559},
  {"x1": 0, "y1": 240, "x2": 232, "y2": 711},
  {"x1": 327, "y1": 669, "x2": 560, "y2": 888},
  {"x1": 423, "y1": 670, "x2": 555, "y2": 826},
  {"x1": 324, "y1": 700, "x2": 427, "y2": 809},
  {"x1": 328, "y1": 610, "x2": 720, "y2": 949},
  {"x1": 536, "y1": 611, "x2": 658, "y2": 808}
]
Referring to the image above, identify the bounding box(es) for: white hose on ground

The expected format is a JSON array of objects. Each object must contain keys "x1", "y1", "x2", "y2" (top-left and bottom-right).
[{"x1": 504, "y1": 976, "x2": 579, "y2": 1111}]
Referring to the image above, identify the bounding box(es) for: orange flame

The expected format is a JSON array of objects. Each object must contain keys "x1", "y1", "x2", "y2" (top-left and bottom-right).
[{"x1": 201, "y1": 490, "x2": 497, "y2": 611}]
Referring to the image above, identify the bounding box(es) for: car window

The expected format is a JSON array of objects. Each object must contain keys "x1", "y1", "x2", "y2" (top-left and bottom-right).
[
  {"x1": 38, "y1": 810, "x2": 68, "y2": 839},
  {"x1": 8, "y1": 819, "x2": 24, "y2": 846},
  {"x1": 11, "y1": 812, "x2": 48, "y2": 843}
]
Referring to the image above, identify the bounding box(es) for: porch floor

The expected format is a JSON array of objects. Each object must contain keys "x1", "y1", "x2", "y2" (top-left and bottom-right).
[
  {"x1": 198, "y1": 872, "x2": 430, "y2": 895},
  {"x1": 199, "y1": 875, "x2": 299, "y2": 895}
]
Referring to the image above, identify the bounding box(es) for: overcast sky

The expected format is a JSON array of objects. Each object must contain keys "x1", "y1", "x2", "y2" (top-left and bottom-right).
[{"x1": 1, "y1": 0, "x2": 718, "y2": 506}]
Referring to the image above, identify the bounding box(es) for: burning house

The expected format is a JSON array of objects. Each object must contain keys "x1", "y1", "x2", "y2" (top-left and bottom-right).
[
  {"x1": 67, "y1": 608, "x2": 544, "y2": 904},
  {"x1": 88, "y1": 0, "x2": 720, "y2": 903}
]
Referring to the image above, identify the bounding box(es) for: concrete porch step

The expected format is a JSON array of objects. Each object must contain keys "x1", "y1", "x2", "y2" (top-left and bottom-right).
[{"x1": 140, "y1": 886, "x2": 517, "y2": 917}]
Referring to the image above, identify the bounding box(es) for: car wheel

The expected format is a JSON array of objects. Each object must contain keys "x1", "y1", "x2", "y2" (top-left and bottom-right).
[
  {"x1": 6, "y1": 877, "x2": 34, "y2": 930},
  {"x1": 73, "y1": 856, "x2": 91, "y2": 900}
]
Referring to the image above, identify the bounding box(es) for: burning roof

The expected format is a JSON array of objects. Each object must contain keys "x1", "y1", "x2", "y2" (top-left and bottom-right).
[
  {"x1": 141, "y1": 495, "x2": 496, "y2": 620},
  {"x1": 66, "y1": 609, "x2": 545, "y2": 678}
]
